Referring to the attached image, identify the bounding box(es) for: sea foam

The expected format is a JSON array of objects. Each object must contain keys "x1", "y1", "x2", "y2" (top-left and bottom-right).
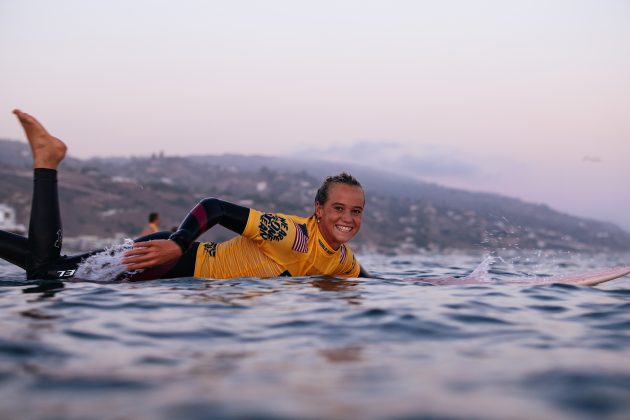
[{"x1": 74, "y1": 238, "x2": 138, "y2": 281}]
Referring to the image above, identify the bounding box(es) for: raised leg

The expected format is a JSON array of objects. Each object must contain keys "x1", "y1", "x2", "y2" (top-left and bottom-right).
[
  {"x1": 13, "y1": 110, "x2": 67, "y2": 279},
  {"x1": 27, "y1": 169, "x2": 63, "y2": 278}
]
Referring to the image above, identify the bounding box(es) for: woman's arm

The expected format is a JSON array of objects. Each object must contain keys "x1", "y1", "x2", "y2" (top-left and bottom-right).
[
  {"x1": 168, "y1": 198, "x2": 249, "y2": 252},
  {"x1": 123, "y1": 198, "x2": 249, "y2": 269}
]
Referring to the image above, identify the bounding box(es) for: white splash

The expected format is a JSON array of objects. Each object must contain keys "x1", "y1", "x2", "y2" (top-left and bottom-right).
[
  {"x1": 74, "y1": 239, "x2": 138, "y2": 282},
  {"x1": 464, "y1": 254, "x2": 495, "y2": 282},
  {"x1": 417, "y1": 255, "x2": 496, "y2": 285}
]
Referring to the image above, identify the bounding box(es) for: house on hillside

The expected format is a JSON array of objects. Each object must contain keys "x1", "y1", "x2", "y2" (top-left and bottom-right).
[{"x1": 0, "y1": 203, "x2": 26, "y2": 235}]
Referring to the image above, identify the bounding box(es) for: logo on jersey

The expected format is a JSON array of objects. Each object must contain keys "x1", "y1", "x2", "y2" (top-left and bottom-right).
[
  {"x1": 259, "y1": 213, "x2": 288, "y2": 242},
  {"x1": 318, "y1": 239, "x2": 334, "y2": 255},
  {"x1": 292, "y1": 222, "x2": 309, "y2": 253},
  {"x1": 203, "y1": 242, "x2": 218, "y2": 257}
]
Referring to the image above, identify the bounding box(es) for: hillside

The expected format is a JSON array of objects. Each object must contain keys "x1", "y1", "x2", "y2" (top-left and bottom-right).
[{"x1": 1, "y1": 139, "x2": 629, "y2": 253}]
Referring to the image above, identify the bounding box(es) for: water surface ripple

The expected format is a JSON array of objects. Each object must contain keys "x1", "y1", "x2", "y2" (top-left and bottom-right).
[{"x1": 0, "y1": 252, "x2": 629, "y2": 419}]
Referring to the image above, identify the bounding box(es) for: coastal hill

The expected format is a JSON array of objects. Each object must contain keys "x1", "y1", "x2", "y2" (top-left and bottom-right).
[{"x1": 1, "y1": 139, "x2": 629, "y2": 253}]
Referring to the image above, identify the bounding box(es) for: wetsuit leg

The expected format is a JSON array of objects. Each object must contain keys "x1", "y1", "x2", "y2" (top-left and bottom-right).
[
  {"x1": 0, "y1": 231, "x2": 96, "y2": 281},
  {"x1": 26, "y1": 168, "x2": 63, "y2": 279},
  {"x1": 0, "y1": 230, "x2": 28, "y2": 270},
  {"x1": 0, "y1": 168, "x2": 88, "y2": 279},
  {"x1": 0, "y1": 170, "x2": 60, "y2": 273}
]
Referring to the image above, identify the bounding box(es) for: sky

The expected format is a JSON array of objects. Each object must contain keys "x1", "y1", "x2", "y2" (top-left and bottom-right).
[{"x1": 1, "y1": 0, "x2": 629, "y2": 230}]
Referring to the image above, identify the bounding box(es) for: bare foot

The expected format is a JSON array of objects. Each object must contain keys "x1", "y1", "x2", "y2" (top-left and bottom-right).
[{"x1": 13, "y1": 109, "x2": 67, "y2": 169}]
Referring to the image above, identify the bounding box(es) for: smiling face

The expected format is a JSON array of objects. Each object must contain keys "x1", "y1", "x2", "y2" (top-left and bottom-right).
[{"x1": 315, "y1": 183, "x2": 365, "y2": 250}]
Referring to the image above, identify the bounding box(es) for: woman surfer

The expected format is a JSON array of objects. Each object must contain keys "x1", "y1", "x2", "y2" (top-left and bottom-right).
[{"x1": 0, "y1": 110, "x2": 369, "y2": 281}]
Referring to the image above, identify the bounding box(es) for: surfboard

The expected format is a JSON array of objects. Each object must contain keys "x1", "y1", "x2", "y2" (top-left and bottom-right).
[
  {"x1": 413, "y1": 265, "x2": 630, "y2": 286},
  {"x1": 516, "y1": 265, "x2": 630, "y2": 286}
]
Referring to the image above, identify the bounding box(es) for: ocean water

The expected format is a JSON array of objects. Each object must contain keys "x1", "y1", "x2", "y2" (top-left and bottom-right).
[{"x1": 1, "y1": 251, "x2": 629, "y2": 419}]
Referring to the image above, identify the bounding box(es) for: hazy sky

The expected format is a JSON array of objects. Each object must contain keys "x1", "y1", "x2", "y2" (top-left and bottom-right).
[{"x1": 1, "y1": 0, "x2": 629, "y2": 230}]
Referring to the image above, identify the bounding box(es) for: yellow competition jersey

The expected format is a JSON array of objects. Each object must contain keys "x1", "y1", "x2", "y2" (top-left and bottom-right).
[{"x1": 194, "y1": 209, "x2": 361, "y2": 279}]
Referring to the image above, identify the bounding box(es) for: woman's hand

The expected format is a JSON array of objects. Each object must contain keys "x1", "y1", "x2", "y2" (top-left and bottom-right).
[{"x1": 122, "y1": 239, "x2": 183, "y2": 270}]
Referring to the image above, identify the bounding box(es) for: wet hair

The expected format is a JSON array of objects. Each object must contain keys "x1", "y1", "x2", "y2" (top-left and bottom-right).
[
  {"x1": 314, "y1": 172, "x2": 364, "y2": 205},
  {"x1": 148, "y1": 212, "x2": 159, "y2": 223}
]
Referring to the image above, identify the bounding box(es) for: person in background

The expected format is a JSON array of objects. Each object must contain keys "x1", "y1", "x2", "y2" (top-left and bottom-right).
[{"x1": 139, "y1": 212, "x2": 160, "y2": 236}]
